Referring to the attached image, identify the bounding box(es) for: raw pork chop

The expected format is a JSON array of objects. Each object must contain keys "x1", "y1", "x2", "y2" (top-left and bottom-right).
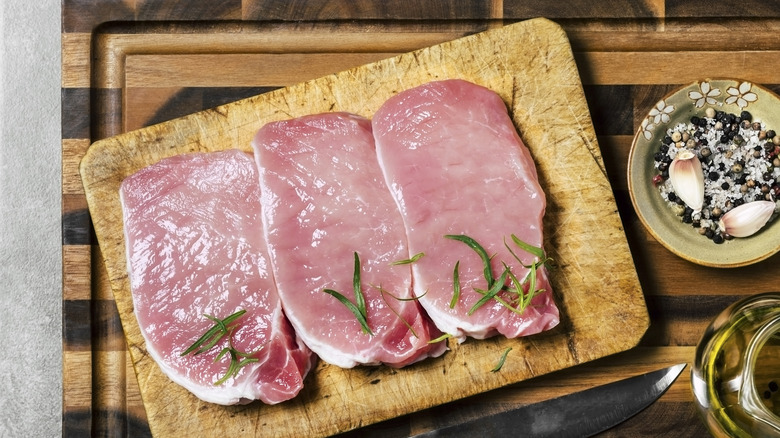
[
  {"x1": 252, "y1": 112, "x2": 446, "y2": 368},
  {"x1": 120, "y1": 149, "x2": 314, "y2": 405},
  {"x1": 372, "y1": 79, "x2": 560, "y2": 342}
]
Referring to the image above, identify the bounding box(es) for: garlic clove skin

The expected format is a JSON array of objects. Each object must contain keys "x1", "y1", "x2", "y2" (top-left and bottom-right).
[
  {"x1": 718, "y1": 200, "x2": 777, "y2": 238},
  {"x1": 668, "y1": 150, "x2": 704, "y2": 213}
]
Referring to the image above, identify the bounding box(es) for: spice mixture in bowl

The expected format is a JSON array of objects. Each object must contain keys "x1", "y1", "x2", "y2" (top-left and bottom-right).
[
  {"x1": 628, "y1": 79, "x2": 780, "y2": 267},
  {"x1": 653, "y1": 109, "x2": 779, "y2": 243}
]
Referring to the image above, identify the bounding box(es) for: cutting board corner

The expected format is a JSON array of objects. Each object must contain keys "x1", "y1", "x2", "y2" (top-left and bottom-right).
[{"x1": 80, "y1": 17, "x2": 647, "y2": 437}]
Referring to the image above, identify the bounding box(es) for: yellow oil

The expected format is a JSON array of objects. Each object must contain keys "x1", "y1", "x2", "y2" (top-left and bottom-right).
[{"x1": 691, "y1": 293, "x2": 780, "y2": 438}]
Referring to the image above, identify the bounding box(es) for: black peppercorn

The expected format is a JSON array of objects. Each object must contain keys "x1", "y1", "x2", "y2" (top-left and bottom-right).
[
  {"x1": 655, "y1": 109, "x2": 780, "y2": 245},
  {"x1": 708, "y1": 171, "x2": 720, "y2": 181}
]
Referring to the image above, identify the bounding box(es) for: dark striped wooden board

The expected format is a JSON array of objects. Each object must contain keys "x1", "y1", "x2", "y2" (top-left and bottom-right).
[
  {"x1": 62, "y1": 1, "x2": 780, "y2": 437},
  {"x1": 80, "y1": 17, "x2": 651, "y2": 437}
]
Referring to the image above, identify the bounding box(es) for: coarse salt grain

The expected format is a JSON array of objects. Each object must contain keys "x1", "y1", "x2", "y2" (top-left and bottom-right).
[{"x1": 653, "y1": 110, "x2": 780, "y2": 243}]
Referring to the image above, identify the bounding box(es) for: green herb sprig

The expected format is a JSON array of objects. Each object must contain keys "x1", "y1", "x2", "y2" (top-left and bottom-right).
[
  {"x1": 446, "y1": 234, "x2": 552, "y2": 315},
  {"x1": 212, "y1": 329, "x2": 261, "y2": 385},
  {"x1": 428, "y1": 333, "x2": 453, "y2": 344},
  {"x1": 491, "y1": 347, "x2": 513, "y2": 372},
  {"x1": 180, "y1": 309, "x2": 262, "y2": 385},
  {"x1": 376, "y1": 284, "x2": 419, "y2": 338},
  {"x1": 503, "y1": 234, "x2": 553, "y2": 313},
  {"x1": 449, "y1": 260, "x2": 461, "y2": 309},
  {"x1": 468, "y1": 265, "x2": 510, "y2": 315},
  {"x1": 181, "y1": 309, "x2": 247, "y2": 356},
  {"x1": 323, "y1": 252, "x2": 372, "y2": 335},
  {"x1": 391, "y1": 252, "x2": 425, "y2": 265},
  {"x1": 445, "y1": 235, "x2": 494, "y2": 287},
  {"x1": 325, "y1": 251, "x2": 432, "y2": 337}
]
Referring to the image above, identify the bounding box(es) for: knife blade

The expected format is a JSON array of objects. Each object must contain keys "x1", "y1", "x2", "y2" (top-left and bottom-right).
[{"x1": 411, "y1": 363, "x2": 686, "y2": 438}]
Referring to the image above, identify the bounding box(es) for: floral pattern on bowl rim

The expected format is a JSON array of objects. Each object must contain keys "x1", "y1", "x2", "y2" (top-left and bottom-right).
[{"x1": 628, "y1": 79, "x2": 780, "y2": 268}]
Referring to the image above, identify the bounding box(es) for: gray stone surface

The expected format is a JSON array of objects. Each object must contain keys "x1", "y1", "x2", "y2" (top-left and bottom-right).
[{"x1": 0, "y1": 0, "x2": 62, "y2": 436}]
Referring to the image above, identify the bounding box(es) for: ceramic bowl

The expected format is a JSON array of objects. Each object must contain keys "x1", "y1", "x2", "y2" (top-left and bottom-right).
[{"x1": 628, "y1": 79, "x2": 780, "y2": 267}]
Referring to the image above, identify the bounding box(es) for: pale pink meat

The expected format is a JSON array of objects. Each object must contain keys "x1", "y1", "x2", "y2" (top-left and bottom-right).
[
  {"x1": 252, "y1": 112, "x2": 447, "y2": 368},
  {"x1": 372, "y1": 79, "x2": 560, "y2": 342},
  {"x1": 120, "y1": 150, "x2": 314, "y2": 405}
]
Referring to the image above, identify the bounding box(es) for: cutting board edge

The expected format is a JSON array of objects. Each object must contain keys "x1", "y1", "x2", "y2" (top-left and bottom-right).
[{"x1": 79, "y1": 17, "x2": 650, "y2": 437}]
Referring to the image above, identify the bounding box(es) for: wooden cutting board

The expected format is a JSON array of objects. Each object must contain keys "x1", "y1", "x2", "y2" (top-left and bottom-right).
[{"x1": 80, "y1": 18, "x2": 649, "y2": 438}]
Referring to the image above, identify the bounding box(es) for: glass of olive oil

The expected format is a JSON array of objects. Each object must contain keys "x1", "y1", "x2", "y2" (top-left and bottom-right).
[{"x1": 691, "y1": 292, "x2": 780, "y2": 437}]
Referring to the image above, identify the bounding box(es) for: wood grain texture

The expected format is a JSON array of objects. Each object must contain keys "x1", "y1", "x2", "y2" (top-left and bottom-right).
[
  {"x1": 339, "y1": 346, "x2": 698, "y2": 437},
  {"x1": 124, "y1": 87, "x2": 277, "y2": 132},
  {"x1": 503, "y1": 0, "x2": 663, "y2": 19},
  {"x1": 79, "y1": 18, "x2": 647, "y2": 437},
  {"x1": 242, "y1": 0, "x2": 501, "y2": 21}
]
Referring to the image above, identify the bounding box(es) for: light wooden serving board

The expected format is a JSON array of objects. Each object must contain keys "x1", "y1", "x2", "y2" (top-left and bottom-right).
[{"x1": 80, "y1": 18, "x2": 649, "y2": 438}]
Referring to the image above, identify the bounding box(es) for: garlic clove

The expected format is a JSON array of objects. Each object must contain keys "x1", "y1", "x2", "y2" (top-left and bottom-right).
[
  {"x1": 668, "y1": 150, "x2": 704, "y2": 213},
  {"x1": 718, "y1": 200, "x2": 776, "y2": 238}
]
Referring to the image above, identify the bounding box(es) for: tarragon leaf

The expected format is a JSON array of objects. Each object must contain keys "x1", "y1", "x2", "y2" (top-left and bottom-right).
[
  {"x1": 491, "y1": 347, "x2": 513, "y2": 372},
  {"x1": 467, "y1": 267, "x2": 510, "y2": 315},
  {"x1": 391, "y1": 252, "x2": 425, "y2": 265},
  {"x1": 428, "y1": 333, "x2": 453, "y2": 344},
  {"x1": 449, "y1": 260, "x2": 461, "y2": 309},
  {"x1": 352, "y1": 252, "x2": 366, "y2": 321},
  {"x1": 181, "y1": 309, "x2": 247, "y2": 356},
  {"x1": 323, "y1": 288, "x2": 372, "y2": 335},
  {"x1": 180, "y1": 309, "x2": 263, "y2": 386},
  {"x1": 445, "y1": 234, "x2": 494, "y2": 287}
]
